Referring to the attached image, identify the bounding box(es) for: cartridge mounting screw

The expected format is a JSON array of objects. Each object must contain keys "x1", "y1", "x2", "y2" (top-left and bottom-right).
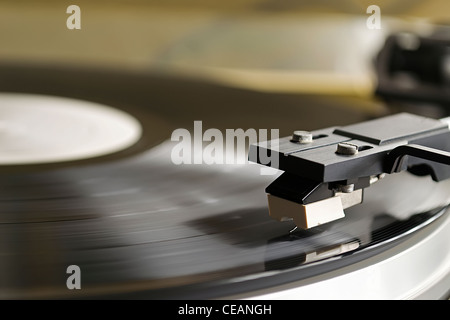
[
  {"x1": 336, "y1": 142, "x2": 359, "y2": 155},
  {"x1": 291, "y1": 131, "x2": 313, "y2": 144}
]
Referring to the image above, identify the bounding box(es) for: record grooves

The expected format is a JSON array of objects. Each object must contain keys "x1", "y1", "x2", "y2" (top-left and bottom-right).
[
  {"x1": 0, "y1": 65, "x2": 448, "y2": 299},
  {"x1": 0, "y1": 136, "x2": 448, "y2": 299}
]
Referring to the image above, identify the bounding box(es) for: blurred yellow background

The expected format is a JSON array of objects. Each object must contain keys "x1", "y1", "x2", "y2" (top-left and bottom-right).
[{"x1": 1, "y1": 0, "x2": 448, "y2": 97}]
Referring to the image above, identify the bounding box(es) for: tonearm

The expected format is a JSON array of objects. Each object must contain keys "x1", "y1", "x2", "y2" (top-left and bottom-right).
[{"x1": 249, "y1": 113, "x2": 450, "y2": 229}]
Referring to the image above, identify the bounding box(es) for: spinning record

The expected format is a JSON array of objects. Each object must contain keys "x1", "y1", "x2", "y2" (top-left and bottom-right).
[
  {"x1": 0, "y1": 91, "x2": 448, "y2": 299},
  {"x1": 1, "y1": 0, "x2": 450, "y2": 299}
]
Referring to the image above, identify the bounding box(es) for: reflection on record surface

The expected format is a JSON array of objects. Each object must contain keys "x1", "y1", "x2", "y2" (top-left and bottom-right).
[{"x1": 0, "y1": 137, "x2": 448, "y2": 299}]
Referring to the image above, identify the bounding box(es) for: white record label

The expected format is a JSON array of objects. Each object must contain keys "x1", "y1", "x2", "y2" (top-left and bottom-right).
[{"x1": 0, "y1": 93, "x2": 142, "y2": 164}]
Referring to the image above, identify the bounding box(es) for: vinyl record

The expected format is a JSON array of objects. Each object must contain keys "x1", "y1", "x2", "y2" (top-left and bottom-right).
[
  {"x1": 0, "y1": 92, "x2": 448, "y2": 299},
  {"x1": 0, "y1": 66, "x2": 448, "y2": 299}
]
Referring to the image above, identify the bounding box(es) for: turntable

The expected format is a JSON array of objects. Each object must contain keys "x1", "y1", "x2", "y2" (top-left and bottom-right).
[{"x1": 0, "y1": 1, "x2": 449, "y2": 301}]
